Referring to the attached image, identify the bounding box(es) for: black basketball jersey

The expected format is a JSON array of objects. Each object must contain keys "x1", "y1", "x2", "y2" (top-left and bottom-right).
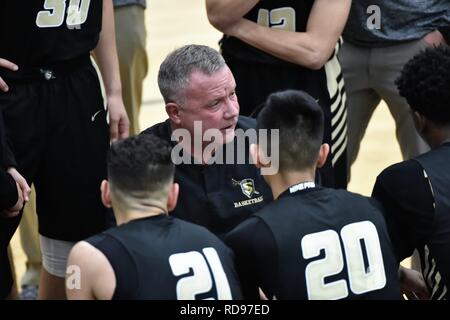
[
  {"x1": 221, "y1": 0, "x2": 314, "y2": 64},
  {"x1": 86, "y1": 214, "x2": 242, "y2": 300},
  {"x1": 218, "y1": 0, "x2": 348, "y2": 188},
  {"x1": 373, "y1": 142, "x2": 450, "y2": 300},
  {"x1": 413, "y1": 144, "x2": 450, "y2": 299},
  {"x1": 226, "y1": 186, "x2": 400, "y2": 299},
  {"x1": 0, "y1": 0, "x2": 102, "y2": 69}
]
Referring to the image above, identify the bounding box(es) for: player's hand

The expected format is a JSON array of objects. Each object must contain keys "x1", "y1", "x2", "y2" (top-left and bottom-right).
[
  {"x1": 422, "y1": 30, "x2": 447, "y2": 47},
  {"x1": 7, "y1": 167, "x2": 30, "y2": 203},
  {"x1": 107, "y1": 94, "x2": 129, "y2": 142},
  {"x1": 399, "y1": 265, "x2": 430, "y2": 300},
  {"x1": 1, "y1": 182, "x2": 24, "y2": 218},
  {"x1": 0, "y1": 58, "x2": 18, "y2": 92}
]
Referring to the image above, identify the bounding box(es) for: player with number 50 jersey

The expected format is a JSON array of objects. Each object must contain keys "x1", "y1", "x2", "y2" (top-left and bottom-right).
[{"x1": 0, "y1": 0, "x2": 129, "y2": 299}]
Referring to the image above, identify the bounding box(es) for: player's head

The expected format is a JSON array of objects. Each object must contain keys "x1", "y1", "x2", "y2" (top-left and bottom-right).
[
  {"x1": 101, "y1": 134, "x2": 178, "y2": 217},
  {"x1": 159, "y1": 44, "x2": 239, "y2": 146},
  {"x1": 396, "y1": 46, "x2": 450, "y2": 140},
  {"x1": 252, "y1": 90, "x2": 328, "y2": 174}
]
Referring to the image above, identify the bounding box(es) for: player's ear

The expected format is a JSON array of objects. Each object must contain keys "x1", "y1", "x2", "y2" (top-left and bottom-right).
[
  {"x1": 100, "y1": 180, "x2": 112, "y2": 208},
  {"x1": 167, "y1": 182, "x2": 179, "y2": 212},
  {"x1": 412, "y1": 111, "x2": 426, "y2": 135},
  {"x1": 251, "y1": 143, "x2": 271, "y2": 169},
  {"x1": 166, "y1": 102, "x2": 182, "y2": 125},
  {"x1": 316, "y1": 143, "x2": 329, "y2": 169}
]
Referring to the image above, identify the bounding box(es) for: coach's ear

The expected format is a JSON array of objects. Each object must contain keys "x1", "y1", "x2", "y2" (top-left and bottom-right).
[
  {"x1": 167, "y1": 182, "x2": 179, "y2": 213},
  {"x1": 100, "y1": 180, "x2": 112, "y2": 208},
  {"x1": 166, "y1": 102, "x2": 182, "y2": 125},
  {"x1": 316, "y1": 143, "x2": 329, "y2": 169}
]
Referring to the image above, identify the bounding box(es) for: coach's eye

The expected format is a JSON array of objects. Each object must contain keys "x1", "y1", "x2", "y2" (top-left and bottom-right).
[{"x1": 209, "y1": 100, "x2": 220, "y2": 107}]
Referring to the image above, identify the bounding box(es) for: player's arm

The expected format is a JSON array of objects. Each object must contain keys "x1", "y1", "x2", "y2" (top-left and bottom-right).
[
  {"x1": 371, "y1": 161, "x2": 435, "y2": 261},
  {"x1": 66, "y1": 241, "x2": 116, "y2": 300},
  {"x1": 225, "y1": 217, "x2": 275, "y2": 299},
  {"x1": 0, "y1": 112, "x2": 30, "y2": 204},
  {"x1": 424, "y1": 27, "x2": 449, "y2": 47},
  {"x1": 223, "y1": 0, "x2": 351, "y2": 69},
  {"x1": 205, "y1": 0, "x2": 260, "y2": 31},
  {"x1": 225, "y1": 230, "x2": 260, "y2": 299},
  {"x1": 92, "y1": 0, "x2": 129, "y2": 141},
  {"x1": 0, "y1": 58, "x2": 18, "y2": 92},
  {"x1": 4, "y1": 167, "x2": 30, "y2": 209}
]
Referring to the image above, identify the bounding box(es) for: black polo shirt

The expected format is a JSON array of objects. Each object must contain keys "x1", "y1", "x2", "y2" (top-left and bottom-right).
[{"x1": 142, "y1": 116, "x2": 273, "y2": 237}]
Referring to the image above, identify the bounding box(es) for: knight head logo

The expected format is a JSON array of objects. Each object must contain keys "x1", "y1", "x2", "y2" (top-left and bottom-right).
[{"x1": 232, "y1": 178, "x2": 260, "y2": 199}]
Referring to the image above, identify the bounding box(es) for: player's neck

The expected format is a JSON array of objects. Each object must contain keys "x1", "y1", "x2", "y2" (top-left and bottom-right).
[
  {"x1": 115, "y1": 206, "x2": 167, "y2": 225},
  {"x1": 267, "y1": 169, "x2": 316, "y2": 200},
  {"x1": 426, "y1": 127, "x2": 450, "y2": 149}
]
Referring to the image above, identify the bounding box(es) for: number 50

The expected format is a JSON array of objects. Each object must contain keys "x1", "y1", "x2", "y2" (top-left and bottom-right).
[{"x1": 36, "y1": 0, "x2": 91, "y2": 28}]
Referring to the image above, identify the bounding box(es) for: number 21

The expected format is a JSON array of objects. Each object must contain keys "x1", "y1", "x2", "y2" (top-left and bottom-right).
[{"x1": 169, "y1": 248, "x2": 233, "y2": 300}]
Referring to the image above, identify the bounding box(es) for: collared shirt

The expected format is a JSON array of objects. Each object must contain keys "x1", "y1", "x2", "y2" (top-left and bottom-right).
[
  {"x1": 142, "y1": 116, "x2": 273, "y2": 237},
  {"x1": 113, "y1": 0, "x2": 146, "y2": 8}
]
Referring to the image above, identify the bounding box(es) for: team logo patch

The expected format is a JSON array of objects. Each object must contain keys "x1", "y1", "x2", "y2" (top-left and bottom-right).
[{"x1": 232, "y1": 178, "x2": 260, "y2": 199}]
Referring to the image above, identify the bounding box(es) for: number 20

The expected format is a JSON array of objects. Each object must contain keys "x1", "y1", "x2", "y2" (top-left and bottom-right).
[
  {"x1": 302, "y1": 221, "x2": 387, "y2": 300},
  {"x1": 36, "y1": 0, "x2": 91, "y2": 28}
]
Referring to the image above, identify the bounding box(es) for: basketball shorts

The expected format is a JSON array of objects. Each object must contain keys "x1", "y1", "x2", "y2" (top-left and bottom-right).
[{"x1": 0, "y1": 54, "x2": 110, "y2": 242}]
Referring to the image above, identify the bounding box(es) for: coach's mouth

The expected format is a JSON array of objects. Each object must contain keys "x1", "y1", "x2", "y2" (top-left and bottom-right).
[{"x1": 221, "y1": 123, "x2": 236, "y2": 133}]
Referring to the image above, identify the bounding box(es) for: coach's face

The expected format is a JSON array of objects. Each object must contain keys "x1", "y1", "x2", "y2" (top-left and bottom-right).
[{"x1": 170, "y1": 66, "x2": 239, "y2": 146}]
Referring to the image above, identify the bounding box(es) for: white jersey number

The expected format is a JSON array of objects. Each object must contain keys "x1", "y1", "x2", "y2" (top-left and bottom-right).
[
  {"x1": 169, "y1": 247, "x2": 233, "y2": 300},
  {"x1": 36, "y1": 0, "x2": 91, "y2": 28},
  {"x1": 257, "y1": 7, "x2": 296, "y2": 32},
  {"x1": 302, "y1": 221, "x2": 387, "y2": 300}
]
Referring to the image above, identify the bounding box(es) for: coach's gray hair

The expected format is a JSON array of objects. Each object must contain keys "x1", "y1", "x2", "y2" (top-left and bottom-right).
[{"x1": 158, "y1": 44, "x2": 227, "y2": 104}]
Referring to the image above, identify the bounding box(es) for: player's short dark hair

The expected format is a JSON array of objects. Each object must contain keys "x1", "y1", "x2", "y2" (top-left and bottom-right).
[
  {"x1": 107, "y1": 134, "x2": 175, "y2": 195},
  {"x1": 256, "y1": 90, "x2": 324, "y2": 170},
  {"x1": 396, "y1": 46, "x2": 450, "y2": 125}
]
